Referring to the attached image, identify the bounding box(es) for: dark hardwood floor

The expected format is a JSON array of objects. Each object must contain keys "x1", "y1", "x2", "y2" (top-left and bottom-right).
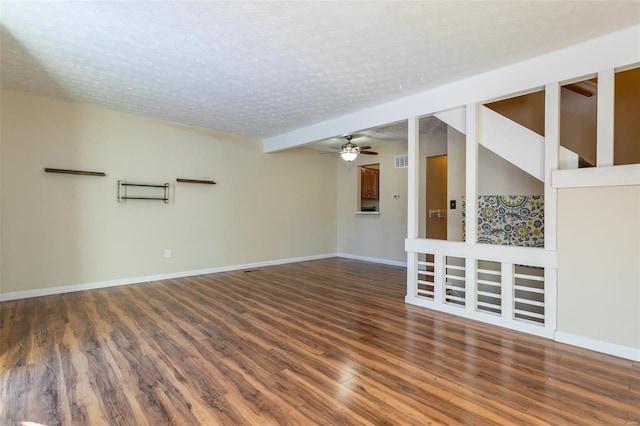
[{"x1": 1, "y1": 258, "x2": 639, "y2": 425}]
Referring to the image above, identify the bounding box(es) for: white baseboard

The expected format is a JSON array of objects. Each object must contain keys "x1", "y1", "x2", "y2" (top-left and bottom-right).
[
  {"x1": 336, "y1": 253, "x2": 407, "y2": 267},
  {"x1": 405, "y1": 295, "x2": 555, "y2": 339},
  {"x1": 554, "y1": 331, "x2": 640, "y2": 362},
  {"x1": 0, "y1": 253, "x2": 337, "y2": 302}
]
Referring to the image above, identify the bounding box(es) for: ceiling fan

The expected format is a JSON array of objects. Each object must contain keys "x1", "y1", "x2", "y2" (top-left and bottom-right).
[{"x1": 338, "y1": 135, "x2": 378, "y2": 161}]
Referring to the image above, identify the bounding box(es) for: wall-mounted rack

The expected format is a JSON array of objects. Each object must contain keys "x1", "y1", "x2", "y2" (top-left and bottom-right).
[
  {"x1": 45, "y1": 168, "x2": 106, "y2": 177},
  {"x1": 176, "y1": 178, "x2": 216, "y2": 185},
  {"x1": 118, "y1": 180, "x2": 169, "y2": 203}
]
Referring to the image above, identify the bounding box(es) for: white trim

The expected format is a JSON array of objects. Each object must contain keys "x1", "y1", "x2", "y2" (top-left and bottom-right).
[
  {"x1": 353, "y1": 211, "x2": 380, "y2": 215},
  {"x1": 405, "y1": 295, "x2": 554, "y2": 339},
  {"x1": 554, "y1": 331, "x2": 640, "y2": 362},
  {"x1": 0, "y1": 253, "x2": 337, "y2": 301},
  {"x1": 337, "y1": 253, "x2": 407, "y2": 267},
  {"x1": 552, "y1": 163, "x2": 640, "y2": 188},
  {"x1": 406, "y1": 238, "x2": 557, "y2": 268}
]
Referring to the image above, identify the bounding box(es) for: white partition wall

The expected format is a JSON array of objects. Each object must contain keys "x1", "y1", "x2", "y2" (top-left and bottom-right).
[{"x1": 405, "y1": 97, "x2": 559, "y2": 339}]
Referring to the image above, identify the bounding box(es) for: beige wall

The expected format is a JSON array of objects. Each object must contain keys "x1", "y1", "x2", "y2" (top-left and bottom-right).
[
  {"x1": 0, "y1": 90, "x2": 337, "y2": 295},
  {"x1": 560, "y1": 85, "x2": 597, "y2": 166},
  {"x1": 615, "y1": 67, "x2": 640, "y2": 165},
  {"x1": 419, "y1": 131, "x2": 448, "y2": 239},
  {"x1": 335, "y1": 127, "x2": 449, "y2": 263},
  {"x1": 337, "y1": 141, "x2": 410, "y2": 263},
  {"x1": 557, "y1": 185, "x2": 640, "y2": 349}
]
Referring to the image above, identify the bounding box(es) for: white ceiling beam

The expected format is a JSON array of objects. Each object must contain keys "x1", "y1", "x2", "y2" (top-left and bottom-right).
[{"x1": 263, "y1": 24, "x2": 640, "y2": 153}]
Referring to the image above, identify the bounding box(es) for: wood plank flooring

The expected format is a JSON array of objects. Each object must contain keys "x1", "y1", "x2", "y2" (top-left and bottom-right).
[{"x1": 1, "y1": 258, "x2": 639, "y2": 425}]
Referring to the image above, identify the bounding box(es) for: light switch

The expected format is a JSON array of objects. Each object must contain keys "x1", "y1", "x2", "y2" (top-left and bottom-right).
[{"x1": 450, "y1": 200, "x2": 456, "y2": 209}]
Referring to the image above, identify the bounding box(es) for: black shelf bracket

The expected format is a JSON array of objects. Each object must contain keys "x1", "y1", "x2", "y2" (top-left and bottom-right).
[{"x1": 118, "y1": 180, "x2": 169, "y2": 204}]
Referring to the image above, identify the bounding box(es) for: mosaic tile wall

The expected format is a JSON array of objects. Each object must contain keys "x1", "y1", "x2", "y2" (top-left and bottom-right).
[{"x1": 463, "y1": 195, "x2": 544, "y2": 247}]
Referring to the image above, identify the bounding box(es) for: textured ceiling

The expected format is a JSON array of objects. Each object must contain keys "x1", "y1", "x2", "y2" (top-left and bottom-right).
[
  {"x1": 312, "y1": 117, "x2": 447, "y2": 152},
  {"x1": 1, "y1": 1, "x2": 639, "y2": 140}
]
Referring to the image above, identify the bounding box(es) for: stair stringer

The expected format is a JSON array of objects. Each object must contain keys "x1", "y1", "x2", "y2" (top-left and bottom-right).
[
  {"x1": 479, "y1": 105, "x2": 544, "y2": 181},
  {"x1": 434, "y1": 107, "x2": 466, "y2": 135},
  {"x1": 559, "y1": 147, "x2": 579, "y2": 170}
]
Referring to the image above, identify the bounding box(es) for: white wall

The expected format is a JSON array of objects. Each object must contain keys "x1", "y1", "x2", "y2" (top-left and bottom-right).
[
  {"x1": 557, "y1": 185, "x2": 640, "y2": 352},
  {"x1": 0, "y1": 90, "x2": 338, "y2": 296}
]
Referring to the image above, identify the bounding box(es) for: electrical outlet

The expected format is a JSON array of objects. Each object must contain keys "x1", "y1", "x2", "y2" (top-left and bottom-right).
[
  {"x1": 164, "y1": 249, "x2": 171, "y2": 258},
  {"x1": 392, "y1": 194, "x2": 400, "y2": 199}
]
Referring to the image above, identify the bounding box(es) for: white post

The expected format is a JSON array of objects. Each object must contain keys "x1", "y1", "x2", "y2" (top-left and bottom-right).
[
  {"x1": 501, "y1": 262, "x2": 514, "y2": 321},
  {"x1": 544, "y1": 267, "x2": 558, "y2": 336},
  {"x1": 434, "y1": 254, "x2": 445, "y2": 304},
  {"x1": 544, "y1": 82, "x2": 560, "y2": 335},
  {"x1": 406, "y1": 116, "x2": 420, "y2": 299},
  {"x1": 544, "y1": 82, "x2": 560, "y2": 251},
  {"x1": 465, "y1": 104, "x2": 478, "y2": 245},
  {"x1": 597, "y1": 69, "x2": 615, "y2": 167},
  {"x1": 465, "y1": 104, "x2": 478, "y2": 312}
]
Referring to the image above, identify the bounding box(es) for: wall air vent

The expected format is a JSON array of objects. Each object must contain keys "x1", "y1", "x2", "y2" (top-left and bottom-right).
[{"x1": 395, "y1": 155, "x2": 408, "y2": 169}]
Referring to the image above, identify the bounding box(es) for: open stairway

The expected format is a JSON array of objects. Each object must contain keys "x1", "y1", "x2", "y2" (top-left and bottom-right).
[{"x1": 435, "y1": 106, "x2": 579, "y2": 180}]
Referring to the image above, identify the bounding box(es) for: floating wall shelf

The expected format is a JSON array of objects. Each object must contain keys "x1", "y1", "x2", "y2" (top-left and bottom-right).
[
  {"x1": 176, "y1": 178, "x2": 216, "y2": 185},
  {"x1": 45, "y1": 168, "x2": 106, "y2": 177},
  {"x1": 117, "y1": 181, "x2": 169, "y2": 204}
]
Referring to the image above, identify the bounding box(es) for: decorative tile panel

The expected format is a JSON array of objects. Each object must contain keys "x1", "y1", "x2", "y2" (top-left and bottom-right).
[{"x1": 463, "y1": 196, "x2": 544, "y2": 247}]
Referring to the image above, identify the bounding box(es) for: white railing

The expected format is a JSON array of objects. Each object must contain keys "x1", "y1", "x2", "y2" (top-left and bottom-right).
[{"x1": 406, "y1": 238, "x2": 557, "y2": 338}]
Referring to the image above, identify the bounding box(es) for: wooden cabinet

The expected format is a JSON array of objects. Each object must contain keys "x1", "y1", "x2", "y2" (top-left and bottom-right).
[{"x1": 360, "y1": 166, "x2": 379, "y2": 200}]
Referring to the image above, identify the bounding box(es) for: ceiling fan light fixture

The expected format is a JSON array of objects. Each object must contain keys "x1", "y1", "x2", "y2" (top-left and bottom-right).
[
  {"x1": 340, "y1": 151, "x2": 358, "y2": 161},
  {"x1": 339, "y1": 141, "x2": 359, "y2": 161}
]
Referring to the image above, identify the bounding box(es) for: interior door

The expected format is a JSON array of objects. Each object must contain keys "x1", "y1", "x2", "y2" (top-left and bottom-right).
[{"x1": 426, "y1": 155, "x2": 448, "y2": 240}]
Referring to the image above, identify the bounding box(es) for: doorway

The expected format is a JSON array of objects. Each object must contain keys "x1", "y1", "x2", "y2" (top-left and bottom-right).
[{"x1": 426, "y1": 155, "x2": 448, "y2": 240}]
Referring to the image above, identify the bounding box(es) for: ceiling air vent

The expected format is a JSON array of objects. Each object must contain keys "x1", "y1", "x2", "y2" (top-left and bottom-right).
[{"x1": 395, "y1": 155, "x2": 408, "y2": 169}]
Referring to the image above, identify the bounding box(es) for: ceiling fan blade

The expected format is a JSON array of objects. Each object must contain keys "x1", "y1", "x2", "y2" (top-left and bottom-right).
[
  {"x1": 358, "y1": 145, "x2": 372, "y2": 150},
  {"x1": 360, "y1": 151, "x2": 378, "y2": 155}
]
